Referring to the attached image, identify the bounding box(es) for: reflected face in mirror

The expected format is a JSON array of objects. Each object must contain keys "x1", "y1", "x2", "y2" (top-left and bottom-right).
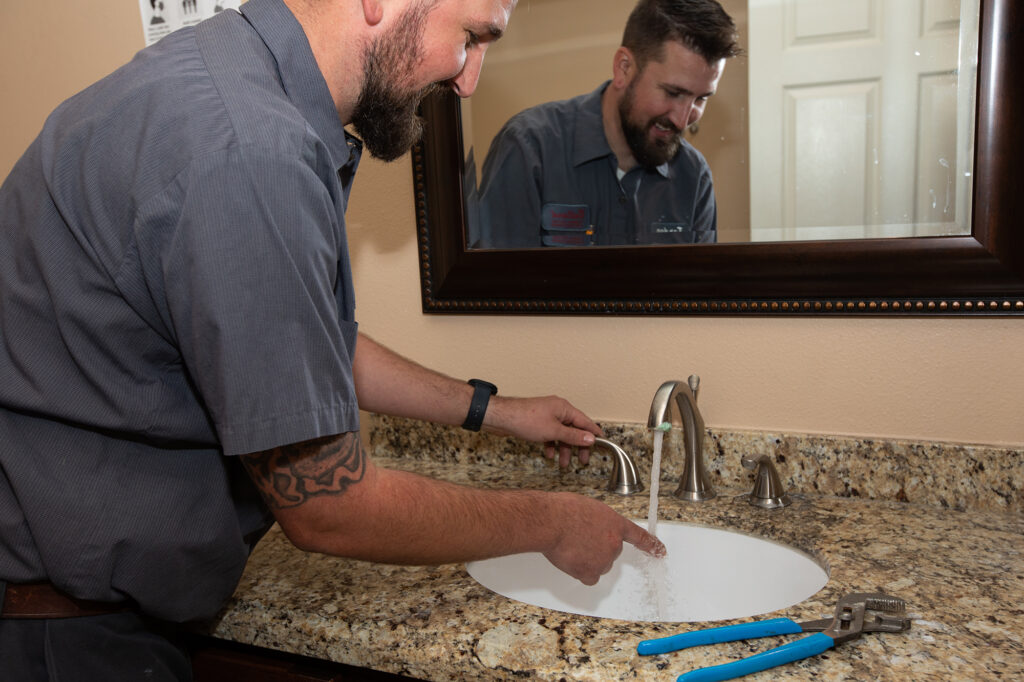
[{"x1": 615, "y1": 42, "x2": 726, "y2": 171}]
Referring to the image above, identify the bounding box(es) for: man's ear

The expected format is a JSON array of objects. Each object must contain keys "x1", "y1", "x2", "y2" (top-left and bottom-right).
[
  {"x1": 361, "y1": 0, "x2": 384, "y2": 26},
  {"x1": 611, "y1": 47, "x2": 636, "y2": 88}
]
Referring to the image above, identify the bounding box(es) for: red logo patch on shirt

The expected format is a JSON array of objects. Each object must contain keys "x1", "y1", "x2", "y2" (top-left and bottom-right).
[
  {"x1": 542, "y1": 203, "x2": 591, "y2": 231},
  {"x1": 541, "y1": 204, "x2": 593, "y2": 246}
]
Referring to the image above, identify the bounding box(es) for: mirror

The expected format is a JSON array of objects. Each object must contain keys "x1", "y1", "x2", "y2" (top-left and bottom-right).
[
  {"x1": 464, "y1": 0, "x2": 975, "y2": 246},
  {"x1": 412, "y1": 0, "x2": 1024, "y2": 315}
]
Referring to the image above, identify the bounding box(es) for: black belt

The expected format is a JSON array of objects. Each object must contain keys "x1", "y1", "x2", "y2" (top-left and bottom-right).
[{"x1": 1, "y1": 582, "x2": 132, "y2": 619}]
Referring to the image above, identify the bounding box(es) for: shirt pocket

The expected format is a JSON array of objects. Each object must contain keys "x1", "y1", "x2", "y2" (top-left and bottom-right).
[{"x1": 541, "y1": 203, "x2": 592, "y2": 246}]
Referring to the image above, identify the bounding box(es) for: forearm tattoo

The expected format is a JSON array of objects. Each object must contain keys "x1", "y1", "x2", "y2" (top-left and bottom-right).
[{"x1": 242, "y1": 433, "x2": 366, "y2": 509}]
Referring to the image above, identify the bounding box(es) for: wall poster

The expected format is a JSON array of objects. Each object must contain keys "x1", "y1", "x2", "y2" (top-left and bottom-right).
[{"x1": 139, "y1": 0, "x2": 242, "y2": 46}]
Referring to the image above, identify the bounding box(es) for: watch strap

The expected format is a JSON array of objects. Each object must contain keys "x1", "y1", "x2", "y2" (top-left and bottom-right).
[{"x1": 462, "y1": 379, "x2": 497, "y2": 431}]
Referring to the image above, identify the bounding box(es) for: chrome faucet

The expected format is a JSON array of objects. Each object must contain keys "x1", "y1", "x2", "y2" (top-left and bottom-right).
[
  {"x1": 647, "y1": 376, "x2": 715, "y2": 502},
  {"x1": 595, "y1": 438, "x2": 644, "y2": 495}
]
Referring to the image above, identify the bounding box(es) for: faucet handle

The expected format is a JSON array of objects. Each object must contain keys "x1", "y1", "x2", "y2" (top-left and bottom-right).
[
  {"x1": 740, "y1": 455, "x2": 759, "y2": 470},
  {"x1": 687, "y1": 374, "x2": 700, "y2": 400},
  {"x1": 741, "y1": 455, "x2": 792, "y2": 510},
  {"x1": 596, "y1": 438, "x2": 644, "y2": 496}
]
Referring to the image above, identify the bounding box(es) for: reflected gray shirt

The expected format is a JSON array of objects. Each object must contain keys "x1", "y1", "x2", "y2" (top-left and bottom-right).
[
  {"x1": 0, "y1": 0, "x2": 361, "y2": 621},
  {"x1": 476, "y1": 82, "x2": 717, "y2": 248}
]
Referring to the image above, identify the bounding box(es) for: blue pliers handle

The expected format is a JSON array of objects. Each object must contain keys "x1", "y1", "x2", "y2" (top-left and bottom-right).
[{"x1": 638, "y1": 618, "x2": 834, "y2": 682}]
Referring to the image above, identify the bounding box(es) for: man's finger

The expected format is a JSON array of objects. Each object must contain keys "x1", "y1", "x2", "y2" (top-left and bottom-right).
[
  {"x1": 556, "y1": 424, "x2": 596, "y2": 449},
  {"x1": 624, "y1": 523, "x2": 667, "y2": 558},
  {"x1": 564, "y1": 408, "x2": 602, "y2": 438}
]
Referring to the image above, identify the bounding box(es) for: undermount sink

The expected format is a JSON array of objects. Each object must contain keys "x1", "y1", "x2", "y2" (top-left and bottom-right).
[{"x1": 466, "y1": 520, "x2": 828, "y2": 623}]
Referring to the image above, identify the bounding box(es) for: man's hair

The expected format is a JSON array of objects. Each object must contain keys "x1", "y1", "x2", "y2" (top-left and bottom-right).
[{"x1": 622, "y1": 0, "x2": 741, "y2": 69}]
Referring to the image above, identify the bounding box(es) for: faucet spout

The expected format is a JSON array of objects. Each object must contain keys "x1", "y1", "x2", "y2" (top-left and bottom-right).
[{"x1": 647, "y1": 376, "x2": 715, "y2": 502}]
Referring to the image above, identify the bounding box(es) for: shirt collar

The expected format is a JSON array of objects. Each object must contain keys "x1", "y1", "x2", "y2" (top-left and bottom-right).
[
  {"x1": 571, "y1": 82, "x2": 614, "y2": 168},
  {"x1": 574, "y1": 80, "x2": 671, "y2": 179},
  {"x1": 240, "y1": 0, "x2": 357, "y2": 172}
]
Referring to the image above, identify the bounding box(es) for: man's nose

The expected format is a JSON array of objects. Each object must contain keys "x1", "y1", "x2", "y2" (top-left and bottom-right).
[
  {"x1": 449, "y1": 51, "x2": 485, "y2": 98},
  {"x1": 668, "y1": 98, "x2": 700, "y2": 131}
]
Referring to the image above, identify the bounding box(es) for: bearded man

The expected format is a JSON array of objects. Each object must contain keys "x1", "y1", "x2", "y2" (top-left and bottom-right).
[
  {"x1": 0, "y1": 1, "x2": 665, "y2": 678},
  {"x1": 476, "y1": 0, "x2": 740, "y2": 248}
]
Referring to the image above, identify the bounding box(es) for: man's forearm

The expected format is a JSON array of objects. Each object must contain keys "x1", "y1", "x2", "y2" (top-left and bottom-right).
[
  {"x1": 306, "y1": 465, "x2": 565, "y2": 565},
  {"x1": 244, "y1": 432, "x2": 559, "y2": 563},
  {"x1": 351, "y1": 332, "x2": 603, "y2": 463},
  {"x1": 241, "y1": 432, "x2": 662, "y2": 583},
  {"x1": 353, "y1": 332, "x2": 473, "y2": 426}
]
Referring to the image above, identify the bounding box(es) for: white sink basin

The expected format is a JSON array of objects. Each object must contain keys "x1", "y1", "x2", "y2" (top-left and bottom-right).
[{"x1": 466, "y1": 520, "x2": 828, "y2": 622}]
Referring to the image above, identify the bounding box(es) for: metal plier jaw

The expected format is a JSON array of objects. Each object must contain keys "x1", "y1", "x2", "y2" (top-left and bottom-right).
[
  {"x1": 822, "y1": 591, "x2": 910, "y2": 644},
  {"x1": 637, "y1": 592, "x2": 911, "y2": 681}
]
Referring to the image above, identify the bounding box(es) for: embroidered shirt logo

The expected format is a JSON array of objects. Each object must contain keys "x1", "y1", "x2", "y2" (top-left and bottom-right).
[{"x1": 541, "y1": 203, "x2": 593, "y2": 246}]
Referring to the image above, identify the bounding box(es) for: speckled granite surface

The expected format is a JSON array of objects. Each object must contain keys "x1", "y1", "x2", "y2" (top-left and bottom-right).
[
  {"x1": 368, "y1": 416, "x2": 1024, "y2": 514},
  {"x1": 205, "y1": 418, "x2": 1024, "y2": 680}
]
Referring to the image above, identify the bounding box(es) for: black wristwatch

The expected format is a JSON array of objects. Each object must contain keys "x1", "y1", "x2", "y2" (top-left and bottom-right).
[{"x1": 461, "y1": 379, "x2": 497, "y2": 432}]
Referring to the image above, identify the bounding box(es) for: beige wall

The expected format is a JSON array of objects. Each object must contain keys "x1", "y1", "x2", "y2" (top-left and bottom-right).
[{"x1": 5, "y1": 2, "x2": 1023, "y2": 447}]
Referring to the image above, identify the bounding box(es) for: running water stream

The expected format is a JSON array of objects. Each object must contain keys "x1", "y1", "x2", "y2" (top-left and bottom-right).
[
  {"x1": 638, "y1": 428, "x2": 673, "y2": 620},
  {"x1": 646, "y1": 430, "x2": 665, "y2": 536}
]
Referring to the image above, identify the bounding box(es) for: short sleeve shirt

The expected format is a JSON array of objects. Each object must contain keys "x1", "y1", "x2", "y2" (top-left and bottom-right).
[
  {"x1": 476, "y1": 82, "x2": 717, "y2": 248},
  {"x1": 0, "y1": 0, "x2": 361, "y2": 621}
]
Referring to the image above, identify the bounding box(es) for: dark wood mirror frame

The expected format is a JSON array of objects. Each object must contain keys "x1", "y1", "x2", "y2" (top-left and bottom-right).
[{"x1": 412, "y1": 0, "x2": 1022, "y2": 316}]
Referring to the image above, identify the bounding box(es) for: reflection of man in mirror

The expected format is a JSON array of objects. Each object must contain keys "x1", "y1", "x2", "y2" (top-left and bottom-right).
[{"x1": 477, "y1": 0, "x2": 740, "y2": 248}]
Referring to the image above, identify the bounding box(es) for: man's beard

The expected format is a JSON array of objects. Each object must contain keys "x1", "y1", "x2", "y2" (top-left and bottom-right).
[
  {"x1": 618, "y1": 80, "x2": 682, "y2": 169},
  {"x1": 351, "y1": 2, "x2": 441, "y2": 162}
]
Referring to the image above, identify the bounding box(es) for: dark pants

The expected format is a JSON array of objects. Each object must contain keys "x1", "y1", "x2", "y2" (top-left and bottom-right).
[{"x1": 0, "y1": 612, "x2": 192, "y2": 682}]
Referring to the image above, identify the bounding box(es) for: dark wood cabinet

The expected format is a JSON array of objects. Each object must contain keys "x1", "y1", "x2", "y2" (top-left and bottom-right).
[{"x1": 189, "y1": 636, "x2": 422, "y2": 682}]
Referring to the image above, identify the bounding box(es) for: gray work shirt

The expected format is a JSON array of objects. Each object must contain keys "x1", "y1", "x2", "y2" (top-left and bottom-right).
[
  {"x1": 0, "y1": 0, "x2": 361, "y2": 621},
  {"x1": 475, "y1": 82, "x2": 717, "y2": 248}
]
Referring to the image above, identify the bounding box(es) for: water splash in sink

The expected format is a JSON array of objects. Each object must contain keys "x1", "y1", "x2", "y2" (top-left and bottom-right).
[{"x1": 467, "y1": 521, "x2": 828, "y2": 623}]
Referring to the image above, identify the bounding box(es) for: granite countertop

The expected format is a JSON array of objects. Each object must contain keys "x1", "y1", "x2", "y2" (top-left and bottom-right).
[{"x1": 207, "y1": 447, "x2": 1024, "y2": 680}]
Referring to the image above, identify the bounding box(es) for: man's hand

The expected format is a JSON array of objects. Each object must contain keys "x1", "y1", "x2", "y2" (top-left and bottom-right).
[
  {"x1": 352, "y1": 335, "x2": 602, "y2": 467},
  {"x1": 542, "y1": 493, "x2": 666, "y2": 585},
  {"x1": 484, "y1": 395, "x2": 603, "y2": 468}
]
